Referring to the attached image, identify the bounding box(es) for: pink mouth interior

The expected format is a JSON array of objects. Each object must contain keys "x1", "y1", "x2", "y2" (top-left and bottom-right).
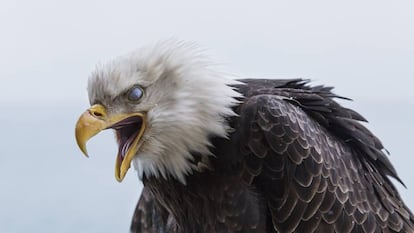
[{"x1": 111, "y1": 116, "x2": 143, "y2": 160}]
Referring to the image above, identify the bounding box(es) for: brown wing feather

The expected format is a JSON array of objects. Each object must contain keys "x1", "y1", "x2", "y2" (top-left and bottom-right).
[{"x1": 236, "y1": 80, "x2": 414, "y2": 233}]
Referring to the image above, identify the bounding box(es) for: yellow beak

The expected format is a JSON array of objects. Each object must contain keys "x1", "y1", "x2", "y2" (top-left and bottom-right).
[{"x1": 75, "y1": 104, "x2": 146, "y2": 182}]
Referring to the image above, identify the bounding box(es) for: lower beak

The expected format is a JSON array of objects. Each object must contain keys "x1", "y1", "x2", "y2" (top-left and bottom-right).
[{"x1": 75, "y1": 104, "x2": 146, "y2": 182}]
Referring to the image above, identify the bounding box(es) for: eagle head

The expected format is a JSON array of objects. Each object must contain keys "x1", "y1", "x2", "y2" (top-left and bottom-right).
[{"x1": 75, "y1": 41, "x2": 241, "y2": 183}]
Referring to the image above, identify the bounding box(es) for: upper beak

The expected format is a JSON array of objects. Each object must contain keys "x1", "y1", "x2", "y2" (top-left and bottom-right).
[{"x1": 75, "y1": 104, "x2": 146, "y2": 182}]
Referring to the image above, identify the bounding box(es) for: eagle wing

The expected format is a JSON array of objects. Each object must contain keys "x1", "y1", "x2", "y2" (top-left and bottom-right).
[{"x1": 237, "y1": 79, "x2": 414, "y2": 232}]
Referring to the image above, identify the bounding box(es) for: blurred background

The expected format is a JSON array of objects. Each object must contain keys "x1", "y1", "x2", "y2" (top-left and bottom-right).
[{"x1": 0, "y1": 1, "x2": 413, "y2": 232}]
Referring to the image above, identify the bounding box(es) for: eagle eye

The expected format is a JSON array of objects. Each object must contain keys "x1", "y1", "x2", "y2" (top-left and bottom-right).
[{"x1": 127, "y1": 86, "x2": 144, "y2": 102}]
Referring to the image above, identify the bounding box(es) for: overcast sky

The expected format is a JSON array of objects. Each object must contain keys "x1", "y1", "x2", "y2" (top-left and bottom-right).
[
  {"x1": 1, "y1": 0, "x2": 414, "y2": 105},
  {"x1": 1, "y1": 1, "x2": 413, "y2": 232}
]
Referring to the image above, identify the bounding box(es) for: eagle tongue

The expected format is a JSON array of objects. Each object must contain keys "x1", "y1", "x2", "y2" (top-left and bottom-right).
[
  {"x1": 120, "y1": 142, "x2": 128, "y2": 160},
  {"x1": 119, "y1": 132, "x2": 137, "y2": 160}
]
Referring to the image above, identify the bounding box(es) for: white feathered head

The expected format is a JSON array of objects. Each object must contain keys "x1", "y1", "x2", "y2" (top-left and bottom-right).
[{"x1": 75, "y1": 41, "x2": 241, "y2": 183}]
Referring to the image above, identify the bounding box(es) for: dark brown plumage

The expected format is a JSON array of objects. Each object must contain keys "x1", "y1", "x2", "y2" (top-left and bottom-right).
[{"x1": 130, "y1": 79, "x2": 414, "y2": 233}]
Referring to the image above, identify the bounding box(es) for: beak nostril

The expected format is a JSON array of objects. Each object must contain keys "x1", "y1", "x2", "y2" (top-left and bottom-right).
[
  {"x1": 89, "y1": 110, "x2": 105, "y2": 118},
  {"x1": 88, "y1": 104, "x2": 107, "y2": 119}
]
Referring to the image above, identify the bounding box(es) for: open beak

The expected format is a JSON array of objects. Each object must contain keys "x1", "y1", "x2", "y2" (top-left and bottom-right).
[{"x1": 75, "y1": 104, "x2": 146, "y2": 182}]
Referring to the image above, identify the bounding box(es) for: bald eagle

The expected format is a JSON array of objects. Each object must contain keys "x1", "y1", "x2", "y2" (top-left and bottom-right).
[{"x1": 75, "y1": 41, "x2": 414, "y2": 233}]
